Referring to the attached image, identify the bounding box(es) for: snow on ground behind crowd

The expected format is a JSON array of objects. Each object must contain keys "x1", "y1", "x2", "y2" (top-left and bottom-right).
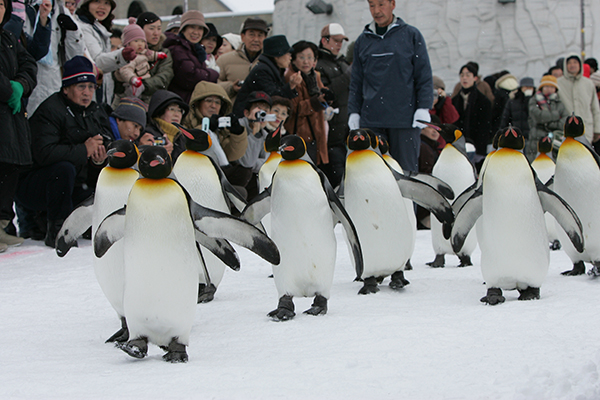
[{"x1": 1, "y1": 227, "x2": 600, "y2": 399}]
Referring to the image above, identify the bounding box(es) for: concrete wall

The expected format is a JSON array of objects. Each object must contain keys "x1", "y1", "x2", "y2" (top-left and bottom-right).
[{"x1": 273, "y1": 0, "x2": 600, "y2": 89}]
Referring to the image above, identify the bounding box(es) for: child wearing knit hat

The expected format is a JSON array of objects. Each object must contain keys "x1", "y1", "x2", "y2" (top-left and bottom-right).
[{"x1": 114, "y1": 22, "x2": 167, "y2": 98}]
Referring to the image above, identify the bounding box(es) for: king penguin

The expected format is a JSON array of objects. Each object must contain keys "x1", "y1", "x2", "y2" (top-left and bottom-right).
[
  {"x1": 452, "y1": 126, "x2": 583, "y2": 305},
  {"x1": 55, "y1": 139, "x2": 140, "y2": 343},
  {"x1": 343, "y1": 129, "x2": 454, "y2": 294},
  {"x1": 418, "y1": 122, "x2": 478, "y2": 268},
  {"x1": 531, "y1": 135, "x2": 561, "y2": 251},
  {"x1": 553, "y1": 115, "x2": 600, "y2": 276},
  {"x1": 242, "y1": 135, "x2": 363, "y2": 321},
  {"x1": 172, "y1": 125, "x2": 247, "y2": 303},
  {"x1": 257, "y1": 122, "x2": 283, "y2": 236},
  {"x1": 94, "y1": 146, "x2": 280, "y2": 362}
]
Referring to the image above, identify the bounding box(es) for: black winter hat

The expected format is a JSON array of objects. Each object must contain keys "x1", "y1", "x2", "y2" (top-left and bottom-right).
[
  {"x1": 204, "y1": 22, "x2": 223, "y2": 54},
  {"x1": 136, "y1": 12, "x2": 161, "y2": 28},
  {"x1": 263, "y1": 35, "x2": 293, "y2": 58}
]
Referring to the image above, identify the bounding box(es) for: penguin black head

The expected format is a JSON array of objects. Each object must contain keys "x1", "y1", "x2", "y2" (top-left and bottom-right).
[
  {"x1": 264, "y1": 122, "x2": 282, "y2": 152},
  {"x1": 174, "y1": 123, "x2": 212, "y2": 152},
  {"x1": 107, "y1": 139, "x2": 139, "y2": 169},
  {"x1": 492, "y1": 129, "x2": 503, "y2": 150},
  {"x1": 364, "y1": 129, "x2": 379, "y2": 149},
  {"x1": 497, "y1": 125, "x2": 525, "y2": 150},
  {"x1": 347, "y1": 129, "x2": 372, "y2": 151},
  {"x1": 537, "y1": 135, "x2": 553, "y2": 154},
  {"x1": 279, "y1": 135, "x2": 306, "y2": 160},
  {"x1": 564, "y1": 114, "x2": 585, "y2": 138},
  {"x1": 378, "y1": 135, "x2": 390, "y2": 154},
  {"x1": 138, "y1": 146, "x2": 173, "y2": 179}
]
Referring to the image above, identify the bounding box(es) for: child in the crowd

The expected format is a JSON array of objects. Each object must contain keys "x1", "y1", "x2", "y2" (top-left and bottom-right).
[
  {"x1": 114, "y1": 22, "x2": 166, "y2": 99},
  {"x1": 266, "y1": 96, "x2": 292, "y2": 136}
]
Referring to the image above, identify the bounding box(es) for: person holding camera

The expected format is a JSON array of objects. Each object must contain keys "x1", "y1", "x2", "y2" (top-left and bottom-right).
[
  {"x1": 16, "y1": 56, "x2": 111, "y2": 248},
  {"x1": 284, "y1": 40, "x2": 332, "y2": 166},
  {"x1": 143, "y1": 90, "x2": 189, "y2": 159},
  {"x1": 430, "y1": 76, "x2": 459, "y2": 125}
]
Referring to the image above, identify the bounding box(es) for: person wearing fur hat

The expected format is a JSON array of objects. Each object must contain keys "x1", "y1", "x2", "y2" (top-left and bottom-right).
[
  {"x1": 491, "y1": 71, "x2": 519, "y2": 134},
  {"x1": 0, "y1": 0, "x2": 37, "y2": 252},
  {"x1": 557, "y1": 53, "x2": 600, "y2": 145},
  {"x1": 500, "y1": 76, "x2": 535, "y2": 140},
  {"x1": 113, "y1": 22, "x2": 167, "y2": 102},
  {"x1": 16, "y1": 56, "x2": 112, "y2": 249},
  {"x1": 163, "y1": 10, "x2": 219, "y2": 104},
  {"x1": 526, "y1": 74, "x2": 568, "y2": 162},
  {"x1": 201, "y1": 22, "x2": 222, "y2": 73}
]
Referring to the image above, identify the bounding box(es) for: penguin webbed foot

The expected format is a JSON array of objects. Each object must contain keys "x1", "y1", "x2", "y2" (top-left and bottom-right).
[
  {"x1": 426, "y1": 254, "x2": 445, "y2": 268},
  {"x1": 517, "y1": 287, "x2": 540, "y2": 301},
  {"x1": 389, "y1": 270, "x2": 410, "y2": 290},
  {"x1": 358, "y1": 276, "x2": 379, "y2": 295},
  {"x1": 117, "y1": 337, "x2": 148, "y2": 359},
  {"x1": 561, "y1": 261, "x2": 586, "y2": 276},
  {"x1": 303, "y1": 295, "x2": 328, "y2": 316},
  {"x1": 105, "y1": 327, "x2": 129, "y2": 343},
  {"x1": 197, "y1": 283, "x2": 217, "y2": 303},
  {"x1": 268, "y1": 295, "x2": 295, "y2": 321},
  {"x1": 162, "y1": 338, "x2": 188, "y2": 363},
  {"x1": 480, "y1": 288, "x2": 505, "y2": 305},
  {"x1": 587, "y1": 263, "x2": 600, "y2": 278},
  {"x1": 404, "y1": 259, "x2": 413, "y2": 270},
  {"x1": 457, "y1": 255, "x2": 472, "y2": 268},
  {"x1": 550, "y1": 240, "x2": 561, "y2": 251}
]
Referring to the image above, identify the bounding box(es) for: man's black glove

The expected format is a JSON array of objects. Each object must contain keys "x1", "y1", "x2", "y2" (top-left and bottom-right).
[
  {"x1": 57, "y1": 14, "x2": 78, "y2": 31},
  {"x1": 209, "y1": 114, "x2": 219, "y2": 131},
  {"x1": 229, "y1": 114, "x2": 244, "y2": 135}
]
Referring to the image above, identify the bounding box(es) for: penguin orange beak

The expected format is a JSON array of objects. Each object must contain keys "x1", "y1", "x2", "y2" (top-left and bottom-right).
[
  {"x1": 113, "y1": 152, "x2": 126, "y2": 158},
  {"x1": 149, "y1": 156, "x2": 165, "y2": 167}
]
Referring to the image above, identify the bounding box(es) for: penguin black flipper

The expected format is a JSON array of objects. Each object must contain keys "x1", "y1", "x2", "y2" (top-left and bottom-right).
[
  {"x1": 194, "y1": 230, "x2": 240, "y2": 271},
  {"x1": 451, "y1": 186, "x2": 483, "y2": 253},
  {"x1": 184, "y1": 186, "x2": 280, "y2": 265},
  {"x1": 405, "y1": 170, "x2": 455, "y2": 200},
  {"x1": 535, "y1": 179, "x2": 585, "y2": 253},
  {"x1": 56, "y1": 195, "x2": 95, "y2": 257},
  {"x1": 314, "y1": 166, "x2": 364, "y2": 280},
  {"x1": 241, "y1": 185, "x2": 272, "y2": 227},
  {"x1": 207, "y1": 156, "x2": 247, "y2": 213},
  {"x1": 452, "y1": 181, "x2": 479, "y2": 216},
  {"x1": 94, "y1": 206, "x2": 127, "y2": 258}
]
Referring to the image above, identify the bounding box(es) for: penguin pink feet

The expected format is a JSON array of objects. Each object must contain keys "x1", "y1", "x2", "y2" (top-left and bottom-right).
[
  {"x1": 268, "y1": 295, "x2": 295, "y2": 321},
  {"x1": 480, "y1": 288, "x2": 505, "y2": 305}
]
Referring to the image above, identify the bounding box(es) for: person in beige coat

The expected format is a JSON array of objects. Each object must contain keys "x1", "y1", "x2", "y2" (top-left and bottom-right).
[
  {"x1": 557, "y1": 53, "x2": 600, "y2": 144},
  {"x1": 216, "y1": 18, "x2": 268, "y2": 104}
]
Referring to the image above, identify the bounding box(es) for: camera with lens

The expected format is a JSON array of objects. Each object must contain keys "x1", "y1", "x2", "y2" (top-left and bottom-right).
[
  {"x1": 153, "y1": 137, "x2": 166, "y2": 146},
  {"x1": 254, "y1": 110, "x2": 277, "y2": 122}
]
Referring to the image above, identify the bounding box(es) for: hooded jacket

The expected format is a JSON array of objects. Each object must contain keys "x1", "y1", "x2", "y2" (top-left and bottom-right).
[
  {"x1": 216, "y1": 44, "x2": 261, "y2": 103},
  {"x1": 557, "y1": 53, "x2": 600, "y2": 143},
  {"x1": 184, "y1": 81, "x2": 247, "y2": 162},
  {"x1": 0, "y1": 2, "x2": 38, "y2": 166},
  {"x1": 348, "y1": 17, "x2": 433, "y2": 128}
]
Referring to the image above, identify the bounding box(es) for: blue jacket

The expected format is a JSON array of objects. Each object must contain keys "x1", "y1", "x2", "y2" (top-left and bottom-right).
[{"x1": 349, "y1": 17, "x2": 433, "y2": 129}]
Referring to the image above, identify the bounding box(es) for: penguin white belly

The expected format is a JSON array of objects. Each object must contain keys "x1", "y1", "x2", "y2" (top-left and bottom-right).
[
  {"x1": 532, "y1": 155, "x2": 559, "y2": 243},
  {"x1": 480, "y1": 151, "x2": 549, "y2": 289},
  {"x1": 554, "y1": 141, "x2": 600, "y2": 262},
  {"x1": 174, "y1": 152, "x2": 229, "y2": 287},
  {"x1": 258, "y1": 152, "x2": 281, "y2": 236},
  {"x1": 431, "y1": 146, "x2": 477, "y2": 256},
  {"x1": 271, "y1": 161, "x2": 336, "y2": 298},
  {"x1": 92, "y1": 167, "x2": 139, "y2": 318},
  {"x1": 123, "y1": 179, "x2": 199, "y2": 346},
  {"x1": 346, "y1": 151, "x2": 412, "y2": 278},
  {"x1": 383, "y1": 154, "x2": 416, "y2": 252}
]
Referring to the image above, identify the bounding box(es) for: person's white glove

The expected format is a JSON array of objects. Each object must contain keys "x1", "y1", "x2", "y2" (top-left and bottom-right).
[
  {"x1": 412, "y1": 108, "x2": 431, "y2": 129},
  {"x1": 348, "y1": 113, "x2": 360, "y2": 130}
]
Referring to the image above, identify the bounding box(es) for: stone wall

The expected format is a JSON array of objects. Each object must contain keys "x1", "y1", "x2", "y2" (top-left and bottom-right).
[{"x1": 273, "y1": 0, "x2": 600, "y2": 89}]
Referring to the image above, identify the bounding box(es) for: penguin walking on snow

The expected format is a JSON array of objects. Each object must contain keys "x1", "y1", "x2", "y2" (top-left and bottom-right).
[
  {"x1": 242, "y1": 135, "x2": 363, "y2": 321},
  {"x1": 452, "y1": 126, "x2": 584, "y2": 305},
  {"x1": 342, "y1": 129, "x2": 454, "y2": 294},
  {"x1": 55, "y1": 140, "x2": 140, "y2": 343},
  {"x1": 553, "y1": 115, "x2": 600, "y2": 276},
  {"x1": 172, "y1": 125, "x2": 247, "y2": 303},
  {"x1": 418, "y1": 121, "x2": 478, "y2": 268},
  {"x1": 94, "y1": 146, "x2": 280, "y2": 362},
  {"x1": 531, "y1": 135, "x2": 561, "y2": 251}
]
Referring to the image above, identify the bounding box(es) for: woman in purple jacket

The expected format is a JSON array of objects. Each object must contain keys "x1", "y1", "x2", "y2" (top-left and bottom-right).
[{"x1": 163, "y1": 10, "x2": 218, "y2": 103}]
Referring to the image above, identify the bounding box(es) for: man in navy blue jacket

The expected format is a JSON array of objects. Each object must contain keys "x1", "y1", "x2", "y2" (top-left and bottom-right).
[{"x1": 348, "y1": 0, "x2": 433, "y2": 172}]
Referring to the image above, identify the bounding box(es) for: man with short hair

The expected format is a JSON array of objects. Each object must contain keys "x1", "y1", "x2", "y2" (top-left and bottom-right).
[
  {"x1": 557, "y1": 53, "x2": 600, "y2": 145},
  {"x1": 316, "y1": 23, "x2": 350, "y2": 188},
  {"x1": 217, "y1": 17, "x2": 269, "y2": 103},
  {"x1": 348, "y1": 0, "x2": 433, "y2": 172},
  {"x1": 16, "y1": 56, "x2": 111, "y2": 248}
]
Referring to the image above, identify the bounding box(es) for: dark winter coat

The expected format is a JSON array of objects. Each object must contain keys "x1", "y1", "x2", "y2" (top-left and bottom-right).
[
  {"x1": 233, "y1": 54, "x2": 298, "y2": 118},
  {"x1": 499, "y1": 90, "x2": 531, "y2": 138},
  {"x1": 163, "y1": 32, "x2": 219, "y2": 103},
  {"x1": 316, "y1": 47, "x2": 350, "y2": 146},
  {"x1": 28, "y1": 92, "x2": 112, "y2": 186},
  {"x1": 348, "y1": 17, "x2": 433, "y2": 129},
  {"x1": 0, "y1": 21, "x2": 38, "y2": 166},
  {"x1": 452, "y1": 85, "x2": 492, "y2": 156}
]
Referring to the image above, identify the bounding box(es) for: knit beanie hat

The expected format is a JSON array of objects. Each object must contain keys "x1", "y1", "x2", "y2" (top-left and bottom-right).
[
  {"x1": 112, "y1": 97, "x2": 148, "y2": 130},
  {"x1": 179, "y1": 10, "x2": 208, "y2": 36},
  {"x1": 136, "y1": 12, "x2": 160, "y2": 28},
  {"x1": 122, "y1": 23, "x2": 147, "y2": 47},
  {"x1": 62, "y1": 56, "x2": 97, "y2": 88},
  {"x1": 222, "y1": 33, "x2": 242, "y2": 50},
  {"x1": 519, "y1": 77, "x2": 535, "y2": 88},
  {"x1": 538, "y1": 75, "x2": 559, "y2": 91}
]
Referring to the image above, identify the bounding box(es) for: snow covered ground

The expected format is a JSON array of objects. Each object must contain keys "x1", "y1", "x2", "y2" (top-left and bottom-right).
[{"x1": 2, "y1": 227, "x2": 600, "y2": 399}]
